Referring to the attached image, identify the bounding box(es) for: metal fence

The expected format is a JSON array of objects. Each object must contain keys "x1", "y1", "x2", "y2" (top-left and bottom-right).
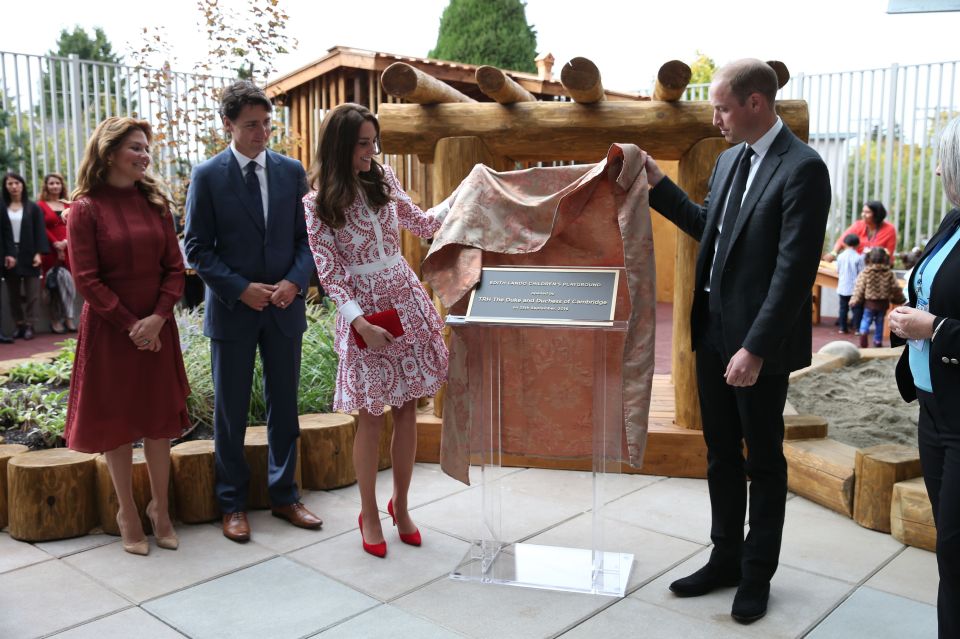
[
  {"x1": 0, "y1": 50, "x2": 235, "y2": 199},
  {"x1": 683, "y1": 60, "x2": 960, "y2": 253}
]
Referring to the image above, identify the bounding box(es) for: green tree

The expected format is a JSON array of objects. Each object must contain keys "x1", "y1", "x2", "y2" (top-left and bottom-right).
[
  {"x1": 41, "y1": 26, "x2": 129, "y2": 119},
  {"x1": 0, "y1": 108, "x2": 27, "y2": 173},
  {"x1": 429, "y1": 0, "x2": 537, "y2": 73},
  {"x1": 48, "y1": 26, "x2": 121, "y2": 63},
  {"x1": 689, "y1": 50, "x2": 716, "y2": 85}
]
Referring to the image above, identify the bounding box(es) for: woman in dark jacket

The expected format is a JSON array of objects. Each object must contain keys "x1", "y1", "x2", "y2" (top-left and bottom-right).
[
  {"x1": 889, "y1": 115, "x2": 960, "y2": 639},
  {"x1": 2, "y1": 172, "x2": 49, "y2": 340}
]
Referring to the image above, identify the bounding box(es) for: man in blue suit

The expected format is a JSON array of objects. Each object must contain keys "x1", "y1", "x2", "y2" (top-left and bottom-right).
[{"x1": 184, "y1": 80, "x2": 322, "y2": 542}]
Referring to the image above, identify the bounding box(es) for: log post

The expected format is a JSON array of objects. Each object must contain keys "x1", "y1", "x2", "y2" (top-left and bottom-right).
[
  {"x1": 767, "y1": 60, "x2": 791, "y2": 89},
  {"x1": 171, "y1": 440, "x2": 219, "y2": 523},
  {"x1": 891, "y1": 477, "x2": 936, "y2": 552},
  {"x1": 95, "y1": 449, "x2": 175, "y2": 535},
  {"x1": 244, "y1": 426, "x2": 303, "y2": 509},
  {"x1": 783, "y1": 414, "x2": 829, "y2": 440},
  {"x1": 381, "y1": 62, "x2": 476, "y2": 104},
  {"x1": 653, "y1": 60, "x2": 692, "y2": 102},
  {"x1": 672, "y1": 138, "x2": 729, "y2": 429},
  {"x1": 784, "y1": 438, "x2": 857, "y2": 517},
  {"x1": 560, "y1": 57, "x2": 605, "y2": 104},
  {"x1": 430, "y1": 136, "x2": 512, "y2": 418},
  {"x1": 854, "y1": 444, "x2": 922, "y2": 532},
  {"x1": 0, "y1": 444, "x2": 29, "y2": 529},
  {"x1": 299, "y1": 413, "x2": 357, "y2": 489},
  {"x1": 476, "y1": 66, "x2": 536, "y2": 103},
  {"x1": 7, "y1": 449, "x2": 99, "y2": 541}
]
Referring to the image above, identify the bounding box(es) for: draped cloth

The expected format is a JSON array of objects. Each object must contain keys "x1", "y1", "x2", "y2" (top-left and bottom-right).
[{"x1": 422, "y1": 144, "x2": 656, "y2": 485}]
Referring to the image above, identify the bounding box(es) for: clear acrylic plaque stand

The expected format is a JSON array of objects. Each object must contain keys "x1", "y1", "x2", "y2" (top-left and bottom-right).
[{"x1": 445, "y1": 314, "x2": 633, "y2": 597}]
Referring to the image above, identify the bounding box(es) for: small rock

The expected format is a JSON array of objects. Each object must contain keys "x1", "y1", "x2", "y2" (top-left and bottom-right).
[{"x1": 818, "y1": 340, "x2": 861, "y2": 365}]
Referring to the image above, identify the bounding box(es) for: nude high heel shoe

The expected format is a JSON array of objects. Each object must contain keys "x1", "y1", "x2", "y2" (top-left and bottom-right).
[
  {"x1": 146, "y1": 501, "x2": 179, "y2": 550},
  {"x1": 116, "y1": 512, "x2": 149, "y2": 556}
]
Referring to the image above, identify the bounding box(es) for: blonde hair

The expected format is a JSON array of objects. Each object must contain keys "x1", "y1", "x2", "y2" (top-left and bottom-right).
[
  {"x1": 39, "y1": 172, "x2": 69, "y2": 203},
  {"x1": 938, "y1": 115, "x2": 960, "y2": 206},
  {"x1": 71, "y1": 117, "x2": 171, "y2": 216}
]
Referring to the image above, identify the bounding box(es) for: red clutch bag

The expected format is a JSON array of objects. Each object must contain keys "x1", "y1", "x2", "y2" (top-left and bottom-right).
[{"x1": 350, "y1": 308, "x2": 405, "y2": 349}]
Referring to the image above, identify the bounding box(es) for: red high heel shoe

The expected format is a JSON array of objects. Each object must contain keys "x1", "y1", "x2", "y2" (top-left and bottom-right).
[
  {"x1": 387, "y1": 499, "x2": 422, "y2": 546},
  {"x1": 358, "y1": 514, "x2": 387, "y2": 558}
]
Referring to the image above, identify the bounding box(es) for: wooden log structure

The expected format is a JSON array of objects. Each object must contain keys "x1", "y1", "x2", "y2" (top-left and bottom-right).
[
  {"x1": 784, "y1": 439, "x2": 857, "y2": 517},
  {"x1": 378, "y1": 100, "x2": 809, "y2": 163},
  {"x1": 299, "y1": 413, "x2": 357, "y2": 489},
  {"x1": 767, "y1": 60, "x2": 791, "y2": 89},
  {"x1": 170, "y1": 440, "x2": 219, "y2": 524},
  {"x1": 7, "y1": 449, "x2": 99, "y2": 541},
  {"x1": 381, "y1": 62, "x2": 476, "y2": 104},
  {"x1": 653, "y1": 60, "x2": 692, "y2": 101},
  {"x1": 560, "y1": 56, "x2": 605, "y2": 104},
  {"x1": 476, "y1": 66, "x2": 536, "y2": 103},
  {"x1": 891, "y1": 477, "x2": 936, "y2": 552},
  {"x1": 853, "y1": 444, "x2": 922, "y2": 532},
  {"x1": 0, "y1": 444, "x2": 28, "y2": 529},
  {"x1": 95, "y1": 449, "x2": 176, "y2": 536},
  {"x1": 783, "y1": 414, "x2": 829, "y2": 440},
  {"x1": 244, "y1": 426, "x2": 303, "y2": 509}
]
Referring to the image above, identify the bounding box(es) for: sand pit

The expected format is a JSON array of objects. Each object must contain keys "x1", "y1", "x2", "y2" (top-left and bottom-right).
[{"x1": 788, "y1": 356, "x2": 919, "y2": 449}]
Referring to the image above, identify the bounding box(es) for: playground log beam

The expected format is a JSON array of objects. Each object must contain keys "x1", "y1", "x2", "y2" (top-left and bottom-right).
[
  {"x1": 767, "y1": 60, "x2": 791, "y2": 89},
  {"x1": 560, "y1": 57, "x2": 605, "y2": 104},
  {"x1": 381, "y1": 62, "x2": 476, "y2": 104},
  {"x1": 378, "y1": 100, "x2": 809, "y2": 162},
  {"x1": 653, "y1": 60, "x2": 692, "y2": 101},
  {"x1": 476, "y1": 66, "x2": 536, "y2": 103}
]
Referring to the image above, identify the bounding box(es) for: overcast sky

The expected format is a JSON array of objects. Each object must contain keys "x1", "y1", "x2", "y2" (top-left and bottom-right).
[{"x1": 4, "y1": 0, "x2": 958, "y2": 92}]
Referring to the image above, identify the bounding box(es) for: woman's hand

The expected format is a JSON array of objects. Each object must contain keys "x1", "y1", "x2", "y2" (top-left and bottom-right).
[
  {"x1": 889, "y1": 306, "x2": 936, "y2": 340},
  {"x1": 352, "y1": 317, "x2": 395, "y2": 350},
  {"x1": 31, "y1": 253, "x2": 41, "y2": 268},
  {"x1": 822, "y1": 252, "x2": 836, "y2": 263},
  {"x1": 129, "y1": 314, "x2": 166, "y2": 351}
]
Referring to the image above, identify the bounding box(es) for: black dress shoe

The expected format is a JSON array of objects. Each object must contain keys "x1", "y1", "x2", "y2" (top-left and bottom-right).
[
  {"x1": 13, "y1": 325, "x2": 25, "y2": 339},
  {"x1": 0, "y1": 334, "x2": 12, "y2": 344},
  {"x1": 731, "y1": 581, "x2": 770, "y2": 623},
  {"x1": 23, "y1": 326, "x2": 34, "y2": 340},
  {"x1": 669, "y1": 564, "x2": 741, "y2": 597}
]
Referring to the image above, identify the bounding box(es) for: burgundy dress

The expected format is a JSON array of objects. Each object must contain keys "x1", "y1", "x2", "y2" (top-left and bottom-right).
[{"x1": 64, "y1": 184, "x2": 190, "y2": 453}]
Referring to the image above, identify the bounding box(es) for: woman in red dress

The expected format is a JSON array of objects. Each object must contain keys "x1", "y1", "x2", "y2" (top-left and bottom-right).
[
  {"x1": 65, "y1": 117, "x2": 190, "y2": 556},
  {"x1": 37, "y1": 172, "x2": 76, "y2": 333}
]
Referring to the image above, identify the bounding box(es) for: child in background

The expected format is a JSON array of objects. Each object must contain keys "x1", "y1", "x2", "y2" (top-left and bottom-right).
[
  {"x1": 850, "y1": 247, "x2": 906, "y2": 347},
  {"x1": 836, "y1": 233, "x2": 865, "y2": 334}
]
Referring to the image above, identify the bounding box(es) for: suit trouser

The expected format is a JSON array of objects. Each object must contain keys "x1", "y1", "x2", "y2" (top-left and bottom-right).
[
  {"x1": 696, "y1": 312, "x2": 789, "y2": 584},
  {"x1": 6, "y1": 274, "x2": 40, "y2": 326},
  {"x1": 211, "y1": 317, "x2": 302, "y2": 513},
  {"x1": 917, "y1": 389, "x2": 960, "y2": 639}
]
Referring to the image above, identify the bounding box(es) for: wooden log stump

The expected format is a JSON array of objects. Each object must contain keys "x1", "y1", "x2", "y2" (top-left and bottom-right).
[
  {"x1": 476, "y1": 66, "x2": 536, "y2": 103},
  {"x1": 244, "y1": 426, "x2": 302, "y2": 509},
  {"x1": 854, "y1": 444, "x2": 922, "y2": 532},
  {"x1": 891, "y1": 477, "x2": 936, "y2": 552},
  {"x1": 299, "y1": 413, "x2": 357, "y2": 490},
  {"x1": 767, "y1": 60, "x2": 791, "y2": 89},
  {"x1": 653, "y1": 60, "x2": 692, "y2": 101},
  {"x1": 783, "y1": 415, "x2": 829, "y2": 440},
  {"x1": 560, "y1": 56, "x2": 605, "y2": 104},
  {"x1": 94, "y1": 449, "x2": 175, "y2": 535},
  {"x1": 784, "y1": 439, "x2": 857, "y2": 517},
  {"x1": 381, "y1": 62, "x2": 476, "y2": 104},
  {"x1": 7, "y1": 449, "x2": 98, "y2": 541},
  {"x1": 171, "y1": 440, "x2": 219, "y2": 523},
  {"x1": 0, "y1": 444, "x2": 29, "y2": 529},
  {"x1": 416, "y1": 410, "x2": 442, "y2": 464}
]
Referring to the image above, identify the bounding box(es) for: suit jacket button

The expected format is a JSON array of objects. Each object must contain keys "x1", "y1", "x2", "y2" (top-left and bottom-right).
[
  {"x1": 952, "y1": 358, "x2": 960, "y2": 365},
  {"x1": 943, "y1": 356, "x2": 951, "y2": 364}
]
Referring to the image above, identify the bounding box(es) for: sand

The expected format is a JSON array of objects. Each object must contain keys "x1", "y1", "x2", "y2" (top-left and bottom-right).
[{"x1": 788, "y1": 356, "x2": 919, "y2": 449}]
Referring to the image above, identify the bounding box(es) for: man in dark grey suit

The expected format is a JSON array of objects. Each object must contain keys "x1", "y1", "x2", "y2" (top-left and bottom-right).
[
  {"x1": 643, "y1": 59, "x2": 831, "y2": 623},
  {"x1": 184, "y1": 81, "x2": 322, "y2": 542}
]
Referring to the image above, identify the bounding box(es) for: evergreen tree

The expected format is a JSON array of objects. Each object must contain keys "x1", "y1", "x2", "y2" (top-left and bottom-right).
[
  {"x1": 41, "y1": 26, "x2": 127, "y2": 119},
  {"x1": 429, "y1": 0, "x2": 537, "y2": 73}
]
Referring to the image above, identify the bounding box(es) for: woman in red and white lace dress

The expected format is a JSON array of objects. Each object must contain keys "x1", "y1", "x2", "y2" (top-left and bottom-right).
[{"x1": 304, "y1": 103, "x2": 449, "y2": 558}]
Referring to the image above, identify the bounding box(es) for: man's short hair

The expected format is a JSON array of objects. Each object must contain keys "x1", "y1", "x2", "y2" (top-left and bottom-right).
[
  {"x1": 219, "y1": 80, "x2": 272, "y2": 122},
  {"x1": 718, "y1": 59, "x2": 779, "y2": 109},
  {"x1": 843, "y1": 233, "x2": 861, "y2": 248}
]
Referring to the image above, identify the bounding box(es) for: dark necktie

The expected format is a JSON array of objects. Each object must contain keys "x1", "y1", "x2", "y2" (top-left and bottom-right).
[
  {"x1": 709, "y1": 147, "x2": 755, "y2": 311},
  {"x1": 244, "y1": 161, "x2": 264, "y2": 222}
]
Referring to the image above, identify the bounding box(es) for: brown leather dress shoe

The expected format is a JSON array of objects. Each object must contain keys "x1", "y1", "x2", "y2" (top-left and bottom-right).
[
  {"x1": 222, "y1": 512, "x2": 250, "y2": 542},
  {"x1": 271, "y1": 502, "x2": 323, "y2": 529}
]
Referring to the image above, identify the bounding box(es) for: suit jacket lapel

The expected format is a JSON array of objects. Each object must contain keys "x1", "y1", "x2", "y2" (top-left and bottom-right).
[
  {"x1": 221, "y1": 149, "x2": 266, "y2": 234},
  {"x1": 696, "y1": 148, "x2": 739, "y2": 286},
  {"x1": 265, "y1": 150, "x2": 284, "y2": 236}
]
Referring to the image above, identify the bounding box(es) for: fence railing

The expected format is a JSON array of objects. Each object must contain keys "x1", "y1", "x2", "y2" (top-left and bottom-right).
[{"x1": 684, "y1": 61, "x2": 960, "y2": 253}]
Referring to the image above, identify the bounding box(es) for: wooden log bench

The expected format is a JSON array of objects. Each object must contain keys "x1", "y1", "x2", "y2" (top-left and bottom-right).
[
  {"x1": 244, "y1": 425, "x2": 302, "y2": 509},
  {"x1": 170, "y1": 440, "x2": 219, "y2": 523},
  {"x1": 94, "y1": 449, "x2": 176, "y2": 535},
  {"x1": 7, "y1": 449, "x2": 99, "y2": 541},
  {"x1": 783, "y1": 415, "x2": 829, "y2": 441},
  {"x1": 785, "y1": 438, "x2": 857, "y2": 517},
  {"x1": 0, "y1": 444, "x2": 29, "y2": 529},
  {"x1": 299, "y1": 413, "x2": 357, "y2": 490},
  {"x1": 891, "y1": 477, "x2": 936, "y2": 552},
  {"x1": 854, "y1": 444, "x2": 922, "y2": 532}
]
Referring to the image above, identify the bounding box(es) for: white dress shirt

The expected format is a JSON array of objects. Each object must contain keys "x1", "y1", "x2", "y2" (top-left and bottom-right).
[
  {"x1": 230, "y1": 141, "x2": 269, "y2": 223},
  {"x1": 706, "y1": 117, "x2": 784, "y2": 291}
]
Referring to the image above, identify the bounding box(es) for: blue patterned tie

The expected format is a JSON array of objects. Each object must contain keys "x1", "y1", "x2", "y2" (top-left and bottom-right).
[{"x1": 244, "y1": 161, "x2": 264, "y2": 222}]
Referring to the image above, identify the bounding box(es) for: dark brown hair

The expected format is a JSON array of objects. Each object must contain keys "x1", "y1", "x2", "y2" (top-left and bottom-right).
[
  {"x1": 308, "y1": 103, "x2": 390, "y2": 229},
  {"x1": 219, "y1": 80, "x2": 273, "y2": 122},
  {"x1": 865, "y1": 246, "x2": 890, "y2": 265}
]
